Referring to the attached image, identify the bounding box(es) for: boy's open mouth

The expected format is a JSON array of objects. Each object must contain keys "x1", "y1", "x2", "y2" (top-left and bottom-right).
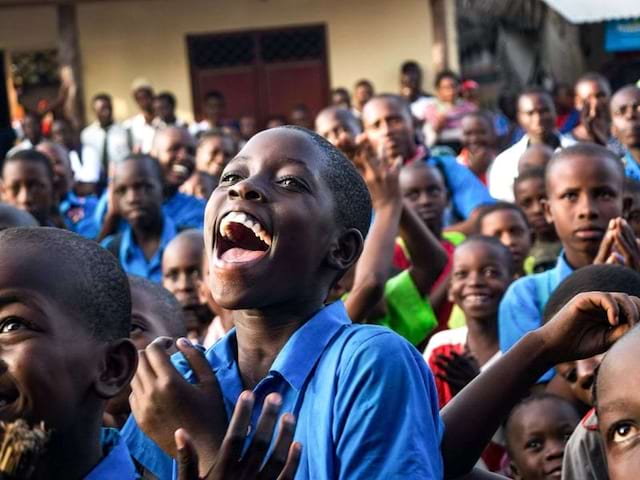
[
  {"x1": 0, "y1": 379, "x2": 20, "y2": 415},
  {"x1": 216, "y1": 211, "x2": 272, "y2": 264}
]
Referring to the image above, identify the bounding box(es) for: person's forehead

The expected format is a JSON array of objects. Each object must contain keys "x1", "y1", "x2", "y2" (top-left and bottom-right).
[
  {"x1": 516, "y1": 177, "x2": 544, "y2": 193},
  {"x1": 3, "y1": 160, "x2": 48, "y2": 179},
  {"x1": 576, "y1": 80, "x2": 605, "y2": 95},
  {"x1": 519, "y1": 93, "x2": 552, "y2": 110},
  {"x1": 549, "y1": 154, "x2": 621, "y2": 184},
  {"x1": 115, "y1": 160, "x2": 157, "y2": 182},
  {"x1": 598, "y1": 340, "x2": 640, "y2": 408},
  {"x1": 455, "y1": 242, "x2": 503, "y2": 263},
  {"x1": 462, "y1": 115, "x2": 489, "y2": 129},
  {"x1": 612, "y1": 88, "x2": 640, "y2": 109},
  {"x1": 400, "y1": 164, "x2": 443, "y2": 187},
  {"x1": 163, "y1": 241, "x2": 202, "y2": 268},
  {"x1": 363, "y1": 98, "x2": 405, "y2": 120},
  {"x1": 482, "y1": 209, "x2": 525, "y2": 228}
]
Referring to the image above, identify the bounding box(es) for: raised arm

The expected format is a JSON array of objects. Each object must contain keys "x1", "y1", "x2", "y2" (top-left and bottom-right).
[
  {"x1": 440, "y1": 292, "x2": 640, "y2": 478},
  {"x1": 345, "y1": 140, "x2": 403, "y2": 323},
  {"x1": 399, "y1": 200, "x2": 447, "y2": 297}
]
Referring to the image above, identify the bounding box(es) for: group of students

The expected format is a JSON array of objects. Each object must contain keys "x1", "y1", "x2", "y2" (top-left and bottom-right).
[{"x1": 0, "y1": 61, "x2": 639, "y2": 479}]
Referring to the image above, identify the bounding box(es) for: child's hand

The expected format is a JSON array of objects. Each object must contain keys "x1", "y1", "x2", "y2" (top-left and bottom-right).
[
  {"x1": 594, "y1": 218, "x2": 640, "y2": 270},
  {"x1": 538, "y1": 291, "x2": 640, "y2": 364},
  {"x1": 353, "y1": 135, "x2": 402, "y2": 210},
  {"x1": 435, "y1": 351, "x2": 480, "y2": 397},
  {"x1": 130, "y1": 337, "x2": 227, "y2": 474},
  {"x1": 175, "y1": 392, "x2": 301, "y2": 480}
]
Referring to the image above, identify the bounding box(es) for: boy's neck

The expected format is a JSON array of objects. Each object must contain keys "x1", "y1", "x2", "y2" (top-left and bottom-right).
[
  {"x1": 233, "y1": 299, "x2": 325, "y2": 390},
  {"x1": 464, "y1": 314, "x2": 499, "y2": 366},
  {"x1": 131, "y1": 216, "x2": 163, "y2": 260},
  {"x1": 563, "y1": 248, "x2": 595, "y2": 270}
]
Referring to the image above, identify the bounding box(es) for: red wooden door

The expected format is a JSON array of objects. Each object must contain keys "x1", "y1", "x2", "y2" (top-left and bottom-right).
[{"x1": 187, "y1": 25, "x2": 329, "y2": 129}]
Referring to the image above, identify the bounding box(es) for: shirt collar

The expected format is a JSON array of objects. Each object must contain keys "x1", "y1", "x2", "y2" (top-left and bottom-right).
[
  {"x1": 211, "y1": 301, "x2": 351, "y2": 392},
  {"x1": 553, "y1": 251, "x2": 575, "y2": 283},
  {"x1": 121, "y1": 214, "x2": 177, "y2": 261},
  {"x1": 84, "y1": 428, "x2": 137, "y2": 479}
]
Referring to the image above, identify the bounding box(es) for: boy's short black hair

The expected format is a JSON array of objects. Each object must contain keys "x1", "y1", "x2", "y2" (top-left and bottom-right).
[
  {"x1": 400, "y1": 61, "x2": 421, "y2": 75},
  {"x1": 204, "y1": 90, "x2": 224, "y2": 102},
  {"x1": 282, "y1": 126, "x2": 372, "y2": 240},
  {"x1": 355, "y1": 79, "x2": 373, "y2": 89},
  {"x1": 0, "y1": 203, "x2": 38, "y2": 230},
  {"x1": 156, "y1": 91, "x2": 176, "y2": 108},
  {"x1": 504, "y1": 393, "x2": 578, "y2": 454},
  {"x1": 367, "y1": 93, "x2": 412, "y2": 119},
  {"x1": 435, "y1": 69, "x2": 460, "y2": 88},
  {"x1": 92, "y1": 93, "x2": 112, "y2": 105},
  {"x1": 545, "y1": 143, "x2": 624, "y2": 189},
  {"x1": 475, "y1": 201, "x2": 530, "y2": 233},
  {"x1": 119, "y1": 153, "x2": 164, "y2": 184},
  {"x1": 3, "y1": 149, "x2": 54, "y2": 180},
  {"x1": 513, "y1": 166, "x2": 546, "y2": 194},
  {"x1": 576, "y1": 72, "x2": 611, "y2": 95},
  {"x1": 542, "y1": 265, "x2": 640, "y2": 324},
  {"x1": 518, "y1": 86, "x2": 552, "y2": 103},
  {"x1": 458, "y1": 235, "x2": 515, "y2": 276},
  {"x1": 0, "y1": 227, "x2": 131, "y2": 341},
  {"x1": 128, "y1": 275, "x2": 186, "y2": 338}
]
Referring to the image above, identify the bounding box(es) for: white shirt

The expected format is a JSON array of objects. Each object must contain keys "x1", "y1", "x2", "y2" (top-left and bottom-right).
[
  {"x1": 123, "y1": 113, "x2": 156, "y2": 154},
  {"x1": 69, "y1": 145, "x2": 102, "y2": 183},
  {"x1": 6, "y1": 139, "x2": 36, "y2": 157},
  {"x1": 189, "y1": 119, "x2": 212, "y2": 138},
  {"x1": 80, "y1": 122, "x2": 132, "y2": 173},
  {"x1": 488, "y1": 133, "x2": 577, "y2": 202}
]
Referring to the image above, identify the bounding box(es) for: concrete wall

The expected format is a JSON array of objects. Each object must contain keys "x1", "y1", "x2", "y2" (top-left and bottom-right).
[{"x1": 0, "y1": 0, "x2": 443, "y2": 122}]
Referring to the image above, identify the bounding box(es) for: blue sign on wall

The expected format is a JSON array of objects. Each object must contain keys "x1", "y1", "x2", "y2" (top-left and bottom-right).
[{"x1": 606, "y1": 19, "x2": 640, "y2": 52}]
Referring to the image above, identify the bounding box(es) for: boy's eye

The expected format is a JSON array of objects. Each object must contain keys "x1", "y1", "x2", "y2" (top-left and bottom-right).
[
  {"x1": 0, "y1": 317, "x2": 27, "y2": 334},
  {"x1": 130, "y1": 323, "x2": 145, "y2": 334},
  {"x1": 453, "y1": 270, "x2": 467, "y2": 280},
  {"x1": 484, "y1": 267, "x2": 500, "y2": 277},
  {"x1": 611, "y1": 422, "x2": 639, "y2": 443},
  {"x1": 563, "y1": 367, "x2": 578, "y2": 383},
  {"x1": 525, "y1": 438, "x2": 543, "y2": 451},
  {"x1": 220, "y1": 172, "x2": 243, "y2": 185},
  {"x1": 562, "y1": 192, "x2": 578, "y2": 201},
  {"x1": 276, "y1": 176, "x2": 309, "y2": 192}
]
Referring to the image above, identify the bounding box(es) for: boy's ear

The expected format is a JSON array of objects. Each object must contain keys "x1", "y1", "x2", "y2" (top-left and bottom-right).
[
  {"x1": 541, "y1": 198, "x2": 553, "y2": 224},
  {"x1": 94, "y1": 339, "x2": 138, "y2": 400},
  {"x1": 509, "y1": 461, "x2": 522, "y2": 480},
  {"x1": 327, "y1": 227, "x2": 364, "y2": 272},
  {"x1": 447, "y1": 284, "x2": 455, "y2": 304}
]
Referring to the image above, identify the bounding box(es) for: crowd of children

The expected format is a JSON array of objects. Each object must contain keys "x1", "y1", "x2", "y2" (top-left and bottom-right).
[{"x1": 0, "y1": 60, "x2": 639, "y2": 479}]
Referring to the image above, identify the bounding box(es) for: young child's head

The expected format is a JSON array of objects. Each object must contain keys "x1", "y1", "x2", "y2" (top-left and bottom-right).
[
  {"x1": 204, "y1": 126, "x2": 371, "y2": 311},
  {"x1": 434, "y1": 70, "x2": 460, "y2": 104},
  {"x1": 162, "y1": 229, "x2": 211, "y2": 339},
  {"x1": 330, "y1": 88, "x2": 351, "y2": 109},
  {"x1": 104, "y1": 275, "x2": 185, "y2": 428},
  {"x1": 476, "y1": 202, "x2": 532, "y2": 277},
  {"x1": 399, "y1": 161, "x2": 448, "y2": 238},
  {"x1": 623, "y1": 178, "x2": 640, "y2": 238},
  {"x1": 542, "y1": 265, "x2": 640, "y2": 409},
  {"x1": 151, "y1": 126, "x2": 196, "y2": 190},
  {"x1": 36, "y1": 141, "x2": 74, "y2": 200},
  {"x1": 113, "y1": 154, "x2": 164, "y2": 230},
  {"x1": 353, "y1": 79, "x2": 374, "y2": 109},
  {"x1": 610, "y1": 85, "x2": 640, "y2": 152},
  {"x1": 1, "y1": 149, "x2": 55, "y2": 225},
  {"x1": 449, "y1": 236, "x2": 513, "y2": 322},
  {"x1": 461, "y1": 111, "x2": 496, "y2": 152},
  {"x1": 362, "y1": 94, "x2": 415, "y2": 160},
  {"x1": 315, "y1": 106, "x2": 362, "y2": 149},
  {"x1": 0, "y1": 203, "x2": 38, "y2": 231},
  {"x1": 514, "y1": 167, "x2": 556, "y2": 241},
  {"x1": 544, "y1": 143, "x2": 625, "y2": 268},
  {"x1": 517, "y1": 88, "x2": 557, "y2": 144},
  {"x1": 505, "y1": 394, "x2": 580, "y2": 480},
  {"x1": 289, "y1": 104, "x2": 312, "y2": 129},
  {"x1": 518, "y1": 144, "x2": 554, "y2": 174},
  {"x1": 595, "y1": 325, "x2": 640, "y2": 480},
  {"x1": 0, "y1": 227, "x2": 136, "y2": 472},
  {"x1": 574, "y1": 73, "x2": 610, "y2": 113},
  {"x1": 195, "y1": 130, "x2": 236, "y2": 179}
]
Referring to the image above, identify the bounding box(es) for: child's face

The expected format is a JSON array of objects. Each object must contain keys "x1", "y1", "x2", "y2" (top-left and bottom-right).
[
  {"x1": 196, "y1": 136, "x2": 234, "y2": 178},
  {"x1": 0, "y1": 249, "x2": 107, "y2": 431},
  {"x1": 517, "y1": 94, "x2": 556, "y2": 143},
  {"x1": 610, "y1": 87, "x2": 640, "y2": 150},
  {"x1": 515, "y1": 177, "x2": 553, "y2": 237},
  {"x1": 449, "y1": 242, "x2": 511, "y2": 320},
  {"x1": 354, "y1": 84, "x2": 373, "y2": 106},
  {"x1": 154, "y1": 128, "x2": 196, "y2": 188},
  {"x1": 162, "y1": 241, "x2": 203, "y2": 309},
  {"x1": 130, "y1": 285, "x2": 181, "y2": 350},
  {"x1": 437, "y1": 77, "x2": 459, "y2": 103},
  {"x1": 545, "y1": 155, "x2": 623, "y2": 264},
  {"x1": 315, "y1": 111, "x2": 358, "y2": 148},
  {"x1": 575, "y1": 80, "x2": 609, "y2": 112},
  {"x1": 624, "y1": 190, "x2": 640, "y2": 238},
  {"x1": 153, "y1": 97, "x2": 174, "y2": 122},
  {"x1": 399, "y1": 165, "x2": 447, "y2": 235},
  {"x1": 461, "y1": 116, "x2": 494, "y2": 151},
  {"x1": 597, "y1": 332, "x2": 640, "y2": 480},
  {"x1": 480, "y1": 210, "x2": 532, "y2": 274},
  {"x1": 508, "y1": 399, "x2": 580, "y2": 480},
  {"x1": 362, "y1": 98, "x2": 415, "y2": 160},
  {"x1": 113, "y1": 161, "x2": 164, "y2": 228},
  {"x1": 556, "y1": 354, "x2": 603, "y2": 407},
  {"x1": 1, "y1": 161, "x2": 53, "y2": 224},
  {"x1": 518, "y1": 145, "x2": 552, "y2": 174},
  {"x1": 204, "y1": 128, "x2": 343, "y2": 309}
]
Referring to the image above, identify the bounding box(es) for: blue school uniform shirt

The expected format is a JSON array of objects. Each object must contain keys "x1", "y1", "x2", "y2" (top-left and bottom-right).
[
  {"x1": 498, "y1": 253, "x2": 574, "y2": 381},
  {"x1": 100, "y1": 215, "x2": 177, "y2": 283},
  {"x1": 426, "y1": 154, "x2": 495, "y2": 220},
  {"x1": 623, "y1": 150, "x2": 640, "y2": 181},
  {"x1": 84, "y1": 428, "x2": 138, "y2": 479},
  {"x1": 60, "y1": 191, "x2": 100, "y2": 239},
  {"x1": 122, "y1": 301, "x2": 444, "y2": 480},
  {"x1": 93, "y1": 190, "x2": 205, "y2": 232}
]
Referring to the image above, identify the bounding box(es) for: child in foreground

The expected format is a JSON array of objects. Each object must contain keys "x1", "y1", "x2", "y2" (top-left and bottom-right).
[
  {"x1": 121, "y1": 127, "x2": 640, "y2": 480},
  {"x1": 504, "y1": 394, "x2": 580, "y2": 480}
]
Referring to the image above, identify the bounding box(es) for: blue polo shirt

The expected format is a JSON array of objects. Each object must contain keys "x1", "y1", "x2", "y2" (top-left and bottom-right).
[
  {"x1": 101, "y1": 215, "x2": 177, "y2": 283},
  {"x1": 623, "y1": 150, "x2": 640, "y2": 181},
  {"x1": 60, "y1": 192, "x2": 100, "y2": 239},
  {"x1": 93, "y1": 190, "x2": 205, "y2": 232},
  {"x1": 85, "y1": 429, "x2": 138, "y2": 479},
  {"x1": 498, "y1": 254, "x2": 574, "y2": 380},
  {"x1": 122, "y1": 301, "x2": 444, "y2": 480},
  {"x1": 427, "y1": 155, "x2": 495, "y2": 219}
]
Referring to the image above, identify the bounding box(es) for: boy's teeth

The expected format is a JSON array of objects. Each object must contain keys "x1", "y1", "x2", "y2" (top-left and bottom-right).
[{"x1": 219, "y1": 211, "x2": 272, "y2": 247}]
